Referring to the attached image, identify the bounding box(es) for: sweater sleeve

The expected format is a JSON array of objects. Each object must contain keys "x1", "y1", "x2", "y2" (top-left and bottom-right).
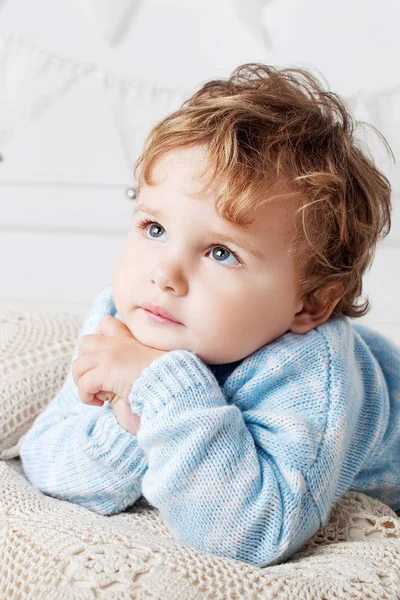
[
  {"x1": 20, "y1": 287, "x2": 147, "y2": 515},
  {"x1": 127, "y1": 319, "x2": 386, "y2": 567},
  {"x1": 126, "y1": 347, "x2": 322, "y2": 567}
]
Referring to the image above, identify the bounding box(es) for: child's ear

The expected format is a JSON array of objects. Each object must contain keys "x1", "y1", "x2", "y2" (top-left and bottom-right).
[{"x1": 289, "y1": 284, "x2": 343, "y2": 334}]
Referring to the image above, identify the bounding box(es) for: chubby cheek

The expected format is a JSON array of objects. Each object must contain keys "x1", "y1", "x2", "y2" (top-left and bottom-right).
[
  {"x1": 199, "y1": 277, "x2": 292, "y2": 363},
  {"x1": 112, "y1": 255, "x2": 138, "y2": 318},
  {"x1": 194, "y1": 285, "x2": 257, "y2": 363}
]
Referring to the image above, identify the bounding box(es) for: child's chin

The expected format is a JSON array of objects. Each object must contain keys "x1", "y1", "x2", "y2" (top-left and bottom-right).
[{"x1": 134, "y1": 328, "x2": 177, "y2": 351}]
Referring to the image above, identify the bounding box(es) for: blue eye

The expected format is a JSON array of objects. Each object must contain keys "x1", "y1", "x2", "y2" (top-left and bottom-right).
[
  {"x1": 136, "y1": 218, "x2": 242, "y2": 267},
  {"x1": 208, "y1": 246, "x2": 241, "y2": 266},
  {"x1": 142, "y1": 220, "x2": 165, "y2": 240}
]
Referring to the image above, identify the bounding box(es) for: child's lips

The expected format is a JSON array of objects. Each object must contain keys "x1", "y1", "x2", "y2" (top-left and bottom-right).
[{"x1": 142, "y1": 308, "x2": 184, "y2": 326}]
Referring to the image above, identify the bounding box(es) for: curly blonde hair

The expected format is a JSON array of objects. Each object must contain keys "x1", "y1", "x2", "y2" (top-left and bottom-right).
[{"x1": 133, "y1": 63, "x2": 393, "y2": 320}]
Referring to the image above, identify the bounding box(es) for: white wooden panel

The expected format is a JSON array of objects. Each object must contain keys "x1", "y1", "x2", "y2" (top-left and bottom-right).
[
  {"x1": 0, "y1": 185, "x2": 135, "y2": 232},
  {"x1": 357, "y1": 241, "x2": 400, "y2": 346},
  {"x1": 0, "y1": 230, "x2": 125, "y2": 306}
]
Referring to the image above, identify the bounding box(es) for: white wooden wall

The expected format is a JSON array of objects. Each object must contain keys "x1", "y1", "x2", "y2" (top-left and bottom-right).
[{"x1": 0, "y1": 0, "x2": 399, "y2": 346}]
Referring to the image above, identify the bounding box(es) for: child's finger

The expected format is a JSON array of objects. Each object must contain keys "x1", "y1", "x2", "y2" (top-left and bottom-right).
[
  {"x1": 96, "y1": 391, "x2": 116, "y2": 402},
  {"x1": 96, "y1": 315, "x2": 133, "y2": 338},
  {"x1": 71, "y1": 353, "x2": 98, "y2": 386},
  {"x1": 76, "y1": 367, "x2": 104, "y2": 406},
  {"x1": 88, "y1": 397, "x2": 105, "y2": 407},
  {"x1": 77, "y1": 333, "x2": 109, "y2": 356}
]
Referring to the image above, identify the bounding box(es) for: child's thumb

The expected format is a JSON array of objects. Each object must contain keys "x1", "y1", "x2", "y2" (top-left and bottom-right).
[{"x1": 95, "y1": 391, "x2": 116, "y2": 403}]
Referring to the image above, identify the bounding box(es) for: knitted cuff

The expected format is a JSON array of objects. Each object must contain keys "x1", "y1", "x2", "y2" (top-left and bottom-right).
[{"x1": 128, "y1": 350, "x2": 224, "y2": 418}]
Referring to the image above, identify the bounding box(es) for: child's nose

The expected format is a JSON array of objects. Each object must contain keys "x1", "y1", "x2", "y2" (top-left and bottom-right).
[{"x1": 150, "y1": 261, "x2": 188, "y2": 296}]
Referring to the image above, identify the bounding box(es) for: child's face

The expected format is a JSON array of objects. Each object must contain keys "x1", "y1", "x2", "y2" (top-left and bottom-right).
[{"x1": 113, "y1": 145, "x2": 304, "y2": 364}]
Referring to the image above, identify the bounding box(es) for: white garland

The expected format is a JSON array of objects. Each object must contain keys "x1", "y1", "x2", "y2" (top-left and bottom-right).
[
  {"x1": 0, "y1": 29, "x2": 399, "y2": 187},
  {"x1": 0, "y1": 30, "x2": 195, "y2": 170}
]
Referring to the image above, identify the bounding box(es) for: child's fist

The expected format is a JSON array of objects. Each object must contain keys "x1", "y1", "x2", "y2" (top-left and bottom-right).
[{"x1": 72, "y1": 315, "x2": 167, "y2": 432}]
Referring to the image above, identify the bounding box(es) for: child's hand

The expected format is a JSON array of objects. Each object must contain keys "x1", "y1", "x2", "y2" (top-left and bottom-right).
[
  {"x1": 71, "y1": 315, "x2": 167, "y2": 432},
  {"x1": 96, "y1": 391, "x2": 142, "y2": 435}
]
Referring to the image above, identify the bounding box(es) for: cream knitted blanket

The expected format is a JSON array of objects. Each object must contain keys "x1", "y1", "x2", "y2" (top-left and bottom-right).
[{"x1": 0, "y1": 305, "x2": 399, "y2": 599}]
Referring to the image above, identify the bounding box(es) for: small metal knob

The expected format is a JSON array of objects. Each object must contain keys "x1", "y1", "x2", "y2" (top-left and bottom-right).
[{"x1": 125, "y1": 187, "x2": 137, "y2": 200}]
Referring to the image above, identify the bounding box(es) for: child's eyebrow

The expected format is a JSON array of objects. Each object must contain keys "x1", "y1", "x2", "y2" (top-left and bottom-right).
[{"x1": 134, "y1": 204, "x2": 265, "y2": 260}]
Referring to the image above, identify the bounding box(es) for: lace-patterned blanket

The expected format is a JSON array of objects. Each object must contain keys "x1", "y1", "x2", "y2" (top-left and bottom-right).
[{"x1": 0, "y1": 306, "x2": 399, "y2": 599}]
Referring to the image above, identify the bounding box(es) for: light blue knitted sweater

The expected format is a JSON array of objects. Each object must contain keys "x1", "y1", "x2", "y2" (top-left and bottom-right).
[{"x1": 20, "y1": 286, "x2": 400, "y2": 567}]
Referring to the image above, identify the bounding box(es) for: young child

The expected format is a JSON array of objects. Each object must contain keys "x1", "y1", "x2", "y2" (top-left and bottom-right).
[{"x1": 20, "y1": 63, "x2": 400, "y2": 568}]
